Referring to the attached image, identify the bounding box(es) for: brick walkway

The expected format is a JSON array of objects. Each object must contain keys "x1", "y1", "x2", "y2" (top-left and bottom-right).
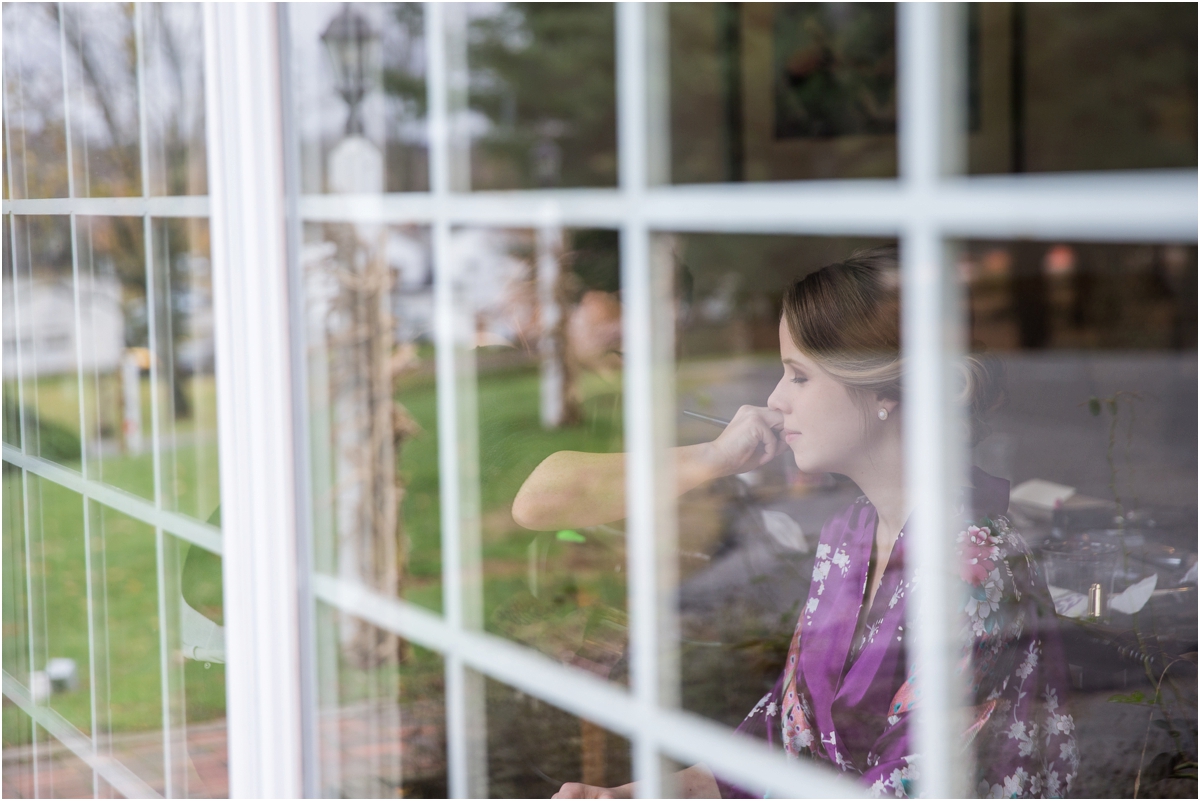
[{"x1": 2, "y1": 702, "x2": 447, "y2": 799}]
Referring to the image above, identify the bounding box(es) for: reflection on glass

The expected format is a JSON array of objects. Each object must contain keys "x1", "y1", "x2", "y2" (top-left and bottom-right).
[
  {"x1": 62, "y1": 3, "x2": 142, "y2": 198},
  {"x1": 16, "y1": 722, "x2": 98, "y2": 798},
  {"x1": 2, "y1": 2, "x2": 70, "y2": 199},
  {"x1": 23, "y1": 476, "x2": 90, "y2": 738},
  {"x1": 667, "y1": 234, "x2": 893, "y2": 736},
  {"x1": 967, "y1": 4, "x2": 1197, "y2": 174},
  {"x1": 83, "y1": 504, "x2": 226, "y2": 798},
  {"x1": 90, "y1": 504, "x2": 168, "y2": 793},
  {"x1": 473, "y1": 227, "x2": 628, "y2": 675},
  {"x1": 3, "y1": 465, "x2": 29, "y2": 687},
  {"x1": 75, "y1": 215, "x2": 153, "y2": 500},
  {"x1": 3, "y1": 218, "x2": 22, "y2": 448},
  {"x1": 960, "y1": 240, "x2": 1197, "y2": 797},
  {"x1": 291, "y1": 3, "x2": 429, "y2": 194},
  {"x1": 10, "y1": 215, "x2": 83, "y2": 467},
  {"x1": 315, "y1": 601, "x2": 448, "y2": 798},
  {"x1": 527, "y1": 238, "x2": 1088, "y2": 799},
  {"x1": 304, "y1": 222, "x2": 441, "y2": 612},
  {"x1": 152, "y1": 218, "x2": 220, "y2": 520},
  {"x1": 177, "y1": 529, "x2": 228, "y2": 799},
  {"x1": 0, "y1": 709, "x2": 35, "y2": 798},
  {"x1": 143, "y1": 3, "x2": 208, "y2": 197},
  {"x1": 467, "y1": 4, "x2": 618, "y2": 189},
  {"x1": 669, "y1": 3, "x2": 896, "y2": 183},
  {"x1": 485, "y1": 676, "x2": 630, "y2": 798}
]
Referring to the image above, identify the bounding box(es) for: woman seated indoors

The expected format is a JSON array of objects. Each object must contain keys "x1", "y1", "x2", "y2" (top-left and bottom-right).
[{"x1": 515, "y1": 249, "x2": 1077, "y2": 799}]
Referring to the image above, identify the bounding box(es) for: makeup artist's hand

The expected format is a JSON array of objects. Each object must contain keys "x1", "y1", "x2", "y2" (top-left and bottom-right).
[{"x1": 700, "y1": 405, "x2": 785, "y2": 479}]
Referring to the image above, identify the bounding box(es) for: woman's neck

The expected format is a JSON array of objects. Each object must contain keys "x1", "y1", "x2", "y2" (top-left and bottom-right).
[{"x1": 845, "y1": 434, "x2": 909, "y2": 537}]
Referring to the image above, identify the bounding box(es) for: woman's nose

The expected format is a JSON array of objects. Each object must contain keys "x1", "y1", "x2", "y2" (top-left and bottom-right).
[{"x1": 767, "y1": 378, "x2": 787, "y2": 413}]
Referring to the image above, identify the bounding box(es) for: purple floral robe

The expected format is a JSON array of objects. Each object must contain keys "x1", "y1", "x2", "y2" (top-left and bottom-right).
[{"x1": 718, "y1": 469, "x2": 1078, "y2": 798}]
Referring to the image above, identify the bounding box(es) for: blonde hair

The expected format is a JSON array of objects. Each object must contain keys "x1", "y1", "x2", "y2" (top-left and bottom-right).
[{"x1": 782, "y1": 247, "x2": 1004, "y2": 444}]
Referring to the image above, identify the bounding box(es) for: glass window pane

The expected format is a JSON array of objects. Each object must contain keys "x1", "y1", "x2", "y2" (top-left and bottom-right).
[
  {"x1": 668, "y1": 3, "x2": 897, "y2": 183},
  {"x1": 4, "y1": 4, "x2": 227, "y2": 797},
  {"x1": 662, "y1": 234, "x2": 895, "y2": 746},
  {"x1": 467, "y1": 3, "x2": 618, "y2": 190},
  {"x1": 960, "y1": 239, "x2": 1197, "y2": 796},
  {"x1": 485, "y1": 675, "x2": 631, "y2": 798},
  {"x1": 967, "y1": 3, "x2": 1197, "y2": 174},
  {"x1": 4, "y1": 216, "x2": 22, "y2": 449},
  {"x1": 291, "y1": 3, "x2": 429, "y2": 195},
  {"x1": 25, "y1": 476, "x2": 91, "y2": 738},
  {"x1": 29, "y1": 722, "x2": 98, "y2": 799},
  {"x1": 3, "y1": 465, "x2": 30, "y2": 686},
  {"x1": 76, "y1": 215, "x2": 153, "y2": 500},
  {"x1": 0, "y1": 707, "x2": 36, "y2": 799},
  {"x1": 304, "y1": 222, "x2": 442, "y2": 611},
  {"x1": 177, "y1": 532, "x2": 228, "y2": 799},
  {"x1": 90, "y1": 503, "x2": 167, "y2": 793},
  {"x1": 639, "y1": 237, "x2": 1096, "y2": 797},
  {"x1": 2, "y1": 108, "x2": 9, "y2": 200},
  {"x1": 315, "y1": 600, "x2": 448, "y2": 798},
  {"x1": 152, "y1": 217, "x2": 220, "y2": 521},
  {"x1": 62, "y1": 2, "x2": 142, "y2": 198},
  {"x1": 143, "y1": 3, "x2": 208, "y2": 197},
  {"x1": 469, "y1": 227, "x2": 628, "y2": 675},
  {"x1": 2, "y1": 2, "x2": 70, "y2": 200},
  {"x1": 11, "y1": 215, "x2": 82, "y2": 468}
]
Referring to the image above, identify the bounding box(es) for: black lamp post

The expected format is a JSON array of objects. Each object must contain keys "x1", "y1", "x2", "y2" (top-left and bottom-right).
[{"x1": 321, "y1": 4, "x2": 380, "y2": 137}]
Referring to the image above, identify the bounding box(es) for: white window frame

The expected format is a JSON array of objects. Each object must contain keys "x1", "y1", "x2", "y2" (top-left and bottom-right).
[{"x1": 4, "y1": 3, "x2": 1196, "y2": 799}]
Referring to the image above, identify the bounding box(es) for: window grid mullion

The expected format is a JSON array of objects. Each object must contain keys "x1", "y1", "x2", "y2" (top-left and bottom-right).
[
  {"x1": 898, "y1": 4, "x2": 966, "y2": 797},
  {"x1": 2, "y1": 446, "x2": 222, "y2": 554},
  {"x1": 425, "y1": 3, "x2": 487, "y2": 798},
  {"x1": 615, "y1": 3, "x2": 669, "y2": 797},
  {"x1": 3, "y1": 171, "x2": 1195, "y2": 240}
]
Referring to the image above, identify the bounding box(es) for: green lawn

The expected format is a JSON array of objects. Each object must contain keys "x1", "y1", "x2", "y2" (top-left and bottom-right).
[
  {"x1": 4, "y1": 359, "x2": 633, "y2": 739},
  {"x1": 2, "y1": 460, "x2": 227, "y2": 747}
]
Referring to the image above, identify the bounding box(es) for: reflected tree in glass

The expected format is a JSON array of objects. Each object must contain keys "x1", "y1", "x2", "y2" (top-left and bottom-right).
[{"x1": 468, "y1": 2, "x2": 617, "y2": 190}]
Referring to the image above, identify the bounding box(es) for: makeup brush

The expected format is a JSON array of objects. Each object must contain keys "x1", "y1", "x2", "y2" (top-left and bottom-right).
[{"x1": 682, "y1": 410, "x2": 731, "y2": 428}]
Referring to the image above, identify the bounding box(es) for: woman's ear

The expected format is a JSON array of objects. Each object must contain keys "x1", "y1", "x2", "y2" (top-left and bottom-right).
[{"x1": 876, "y1": 395, "x2": 899, "y2": 418}]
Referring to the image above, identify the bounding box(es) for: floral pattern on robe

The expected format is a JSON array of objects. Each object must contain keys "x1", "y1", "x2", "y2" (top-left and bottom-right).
[{"x1": 717, "y1": 470, "x2": 1077, "y2": 799}]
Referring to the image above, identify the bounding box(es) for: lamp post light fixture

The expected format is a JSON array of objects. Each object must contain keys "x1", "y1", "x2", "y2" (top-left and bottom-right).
[{"x1": 321, "y1": 3, "x2": 381, "y2": 137}]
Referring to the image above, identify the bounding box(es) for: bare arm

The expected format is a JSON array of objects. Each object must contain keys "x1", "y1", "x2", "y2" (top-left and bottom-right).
[{"x1": 512, "y1": 405, "x2": 784, "y2": 531}]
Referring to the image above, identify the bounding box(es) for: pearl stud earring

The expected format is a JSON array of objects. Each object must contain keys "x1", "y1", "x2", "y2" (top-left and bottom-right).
[{"x1": 878, "y1": 408, "x2": 888, "y2": 421}]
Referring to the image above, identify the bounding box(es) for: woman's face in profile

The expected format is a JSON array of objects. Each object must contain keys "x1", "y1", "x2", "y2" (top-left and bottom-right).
[{"x1": 767, "y1": 318, "x2": 876, "y2": 475}]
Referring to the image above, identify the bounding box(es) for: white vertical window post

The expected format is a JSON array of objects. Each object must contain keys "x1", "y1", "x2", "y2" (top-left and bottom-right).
[
  {"x1": 427, "y1": 4, "x2": 488, "y2": 798},
  {"x1": 204, "y1": 4, "x2": 303, "y2": 797},
  {"x1": 899, "y1": 4, "x2": 969, "y2": 797},
  {"x1": 617, "y1": 3, "x2": 679, "y2": 797}
]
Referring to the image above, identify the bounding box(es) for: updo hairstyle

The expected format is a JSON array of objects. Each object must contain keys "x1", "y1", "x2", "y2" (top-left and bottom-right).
[{"x1": 781, "y1": 247, "x2": 1005, "y2": 444}]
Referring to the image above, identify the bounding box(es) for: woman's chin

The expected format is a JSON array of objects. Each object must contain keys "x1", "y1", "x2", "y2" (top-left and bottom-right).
[{"x1": 789, "y1": 449, "x2": 822, "y2": 475}]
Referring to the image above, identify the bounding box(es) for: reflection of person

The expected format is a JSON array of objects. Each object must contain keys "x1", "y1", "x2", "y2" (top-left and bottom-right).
[{"x1": 544, "y1": 249, "x2": 1076, "y2": 799}]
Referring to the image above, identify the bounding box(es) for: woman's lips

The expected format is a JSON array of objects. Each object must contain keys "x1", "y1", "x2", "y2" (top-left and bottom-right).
[{"x1": 783, "y1": 430, "x2": 800, "y2": 443}]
